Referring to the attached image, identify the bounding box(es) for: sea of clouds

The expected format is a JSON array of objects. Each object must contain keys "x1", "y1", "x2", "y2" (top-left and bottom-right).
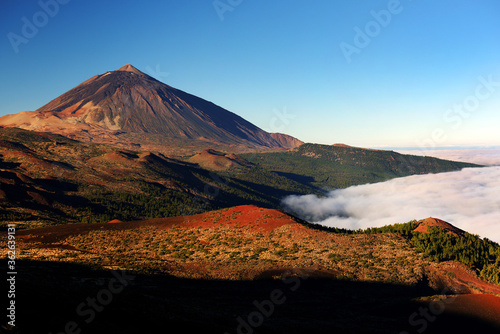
[
  {"x1": 397, "y1": 148, "x2": 500, "y2": 166},
  {"x1": 282, "y1": 149, "x2": 500, "y2": 243}
]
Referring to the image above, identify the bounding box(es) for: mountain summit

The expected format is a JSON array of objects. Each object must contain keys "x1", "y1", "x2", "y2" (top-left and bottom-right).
[
  {"x1": 116, "y1": 63, "x2": 144, "y2": 74},
  {"x1": 0, "y1": 65, "x2": 302, "y2": 154}
]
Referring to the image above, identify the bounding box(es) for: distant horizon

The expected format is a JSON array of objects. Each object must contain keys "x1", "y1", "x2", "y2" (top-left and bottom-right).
[{"x1": 380, "y1": 145, "x2": 500, "y2": 151}]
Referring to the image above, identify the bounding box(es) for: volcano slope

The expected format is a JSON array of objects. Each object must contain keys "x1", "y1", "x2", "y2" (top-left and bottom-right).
[
  {"x1": 5, "y1": 205, "x2": 500, "y2": 333},
  {"x1": 0, "y1": 64, "x2": 302, "y2": 155}
]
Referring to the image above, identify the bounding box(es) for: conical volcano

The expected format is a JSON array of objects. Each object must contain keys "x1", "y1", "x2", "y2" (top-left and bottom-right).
[{"x1": 0, "y1": 65, "x2": 302, "y2": 154}]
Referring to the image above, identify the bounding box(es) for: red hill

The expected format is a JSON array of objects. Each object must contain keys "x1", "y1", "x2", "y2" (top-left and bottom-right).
[
  {"x1": 413, "y1": 217, "x2": 465, "y2": 237},
  {"x1": 187, "y1": 149, "x2": 252, "y2": 171},
  {"x1": 16, "y1": 205, "x2": 302, "y2": 244}
]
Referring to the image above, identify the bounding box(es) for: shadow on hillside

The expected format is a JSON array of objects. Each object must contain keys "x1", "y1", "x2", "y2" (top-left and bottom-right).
[
  {"x1": 2, "y1": 259, "x2": 499, "y2": 334},
  {"x1": 274, "y1": 171, "x2": 316, "y2": 186},
  {"x1": 0, "y1": 176, "x2": 92, "y2": 223}
]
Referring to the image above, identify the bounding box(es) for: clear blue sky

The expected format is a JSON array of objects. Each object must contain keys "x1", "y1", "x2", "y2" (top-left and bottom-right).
[{"x1": 1, "y1": 0, "x2": 499, "y2": 148}]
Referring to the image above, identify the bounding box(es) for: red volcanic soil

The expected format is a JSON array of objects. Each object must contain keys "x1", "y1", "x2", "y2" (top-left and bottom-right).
[
  {"x1": 103, "y1": 151, "x2": 136, "y2": 163},
  {"x1": 135, "y1": 205, "x2": 300, "y2": 233},
  {"x1": 182, "y1": 205, "x2": 300, "y2": 232},
  {"x1": 16, "y1": 205, "x2": 301, "y2": 243},
  {"x1": 187, "y1": 149, "x2": 249, "y2": 171},
  {"x1": 88, "y1": 151, "x2": 141, "y2": 166},
  {"x1": 414, "y1": 217, "x2": 465, "y2": 237},
  {"x1": 447, "y1": 262, "x2": 500, "y2": 295},
  {"x1": 427, "y1": 261, "x2": 500, "y2": 295},
  {"x1": 438, "y1": 294, "x2": 500, "y2": 329},
  {"x1": 16, "y1": 215, "x2": 186, "y2": 243}
]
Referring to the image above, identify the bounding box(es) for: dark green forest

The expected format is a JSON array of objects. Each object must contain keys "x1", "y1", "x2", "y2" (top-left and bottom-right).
[
  {"x1": 242, "y1": 143, "x2": 479, "y2": 189},
  {"x1": 362, "y1": 222, "x2": 500, "y2": 285}
]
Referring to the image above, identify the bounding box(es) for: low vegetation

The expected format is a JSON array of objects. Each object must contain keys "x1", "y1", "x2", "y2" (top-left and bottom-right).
[{"x1": 17, "y1": 223, "x2": 428, "y2": 283}]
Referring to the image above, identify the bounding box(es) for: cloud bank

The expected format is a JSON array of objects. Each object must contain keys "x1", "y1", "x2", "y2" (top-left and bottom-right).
[
  {"x1": 282, "y1": 166, "x2": 500, "y2": 243},
  {"x1": 396, "y1": 148, "x2": 500, "y2": 166}
]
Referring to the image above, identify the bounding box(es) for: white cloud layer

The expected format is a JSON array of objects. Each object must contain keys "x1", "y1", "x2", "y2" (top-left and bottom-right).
[
  {"x1": 396, "y1": 148, "x2": 500, "y2": 166},
  {"x1": 282, "y1": 166, "x2": 500, "y2": 243}
]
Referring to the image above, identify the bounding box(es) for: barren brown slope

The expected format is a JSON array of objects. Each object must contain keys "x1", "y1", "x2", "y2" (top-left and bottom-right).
[
  {"x1": 269, "y1": 132, "x2": 304, "y2": 148},
  {"x1": 0, "y1": 64, "x2": 302, "y2": 154},
  {"x1": 187, "y1": 149, "x2": 253, "y2": 171},
  {"x1": 16, "y1": 205, "x2": 300, "y2": 243}
]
